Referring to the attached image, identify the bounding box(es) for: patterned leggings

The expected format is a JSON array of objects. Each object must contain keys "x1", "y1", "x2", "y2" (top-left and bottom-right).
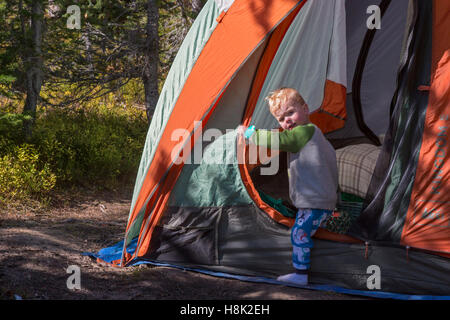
[{"x1": 291, "y1": 208, "x2": 332, "y2": 270}]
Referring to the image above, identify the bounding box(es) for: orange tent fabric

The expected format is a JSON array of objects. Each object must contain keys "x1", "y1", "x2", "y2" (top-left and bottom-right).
[{"x1": 401, "y1": 0, "x2": 450, "y2": 253}]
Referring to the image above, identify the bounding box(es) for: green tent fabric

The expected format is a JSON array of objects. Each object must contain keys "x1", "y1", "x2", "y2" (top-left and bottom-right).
[{"x1": 168, "y1": 131, "x2": 253, "y2": 207}]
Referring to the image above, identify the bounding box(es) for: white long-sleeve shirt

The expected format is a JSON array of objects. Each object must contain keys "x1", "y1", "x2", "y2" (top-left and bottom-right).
[{"x1": 249, "y1": 123, "x2": 338, "y2": 210}]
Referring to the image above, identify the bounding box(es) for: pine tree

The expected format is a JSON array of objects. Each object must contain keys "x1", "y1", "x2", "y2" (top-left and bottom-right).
[{"x1": 0, "y1": 0, "x2": 206, "y2": 134}]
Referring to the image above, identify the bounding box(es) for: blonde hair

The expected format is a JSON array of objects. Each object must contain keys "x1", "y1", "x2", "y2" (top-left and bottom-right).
[{"x1": 265, "y1": 87, "x2": 307, "y2": 115}]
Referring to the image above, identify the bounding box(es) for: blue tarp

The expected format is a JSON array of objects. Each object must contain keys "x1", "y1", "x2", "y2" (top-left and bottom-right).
[{"x1": 84, "y1": 240, "x2": 450, "y2": 301}]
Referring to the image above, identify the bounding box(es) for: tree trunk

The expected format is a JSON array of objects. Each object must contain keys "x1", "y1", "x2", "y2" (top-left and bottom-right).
[
  {"x1": 82, "y1": 30, "x2": 94, "y2": 72},
  {"x1": 191, "y1": 0, "x2": 204, "y2": 15},
  {"x1": 143, "y1": 0, "x2": 160, "y2": 122},
  {"x1": 23, "y1": 0, "x2": 44, "y2": 139}
]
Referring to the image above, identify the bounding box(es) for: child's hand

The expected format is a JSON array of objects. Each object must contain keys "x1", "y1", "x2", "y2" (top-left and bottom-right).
[{"x1": 237, "y1": 125, "x2": 247, "y2": 136}]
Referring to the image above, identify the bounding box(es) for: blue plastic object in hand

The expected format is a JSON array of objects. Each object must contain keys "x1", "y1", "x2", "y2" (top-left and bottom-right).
[{"x1": 244, "y1": 125, "x2": 256, "y2": 139}]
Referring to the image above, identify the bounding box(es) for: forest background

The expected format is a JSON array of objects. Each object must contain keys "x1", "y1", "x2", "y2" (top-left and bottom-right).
[{"x1": 0, "y1": 0, "x2": 206, "y2": 209}]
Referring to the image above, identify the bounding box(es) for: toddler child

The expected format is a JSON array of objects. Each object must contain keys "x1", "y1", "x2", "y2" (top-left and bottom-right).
[{"x1": 238, "y1": 87, "x2": 338, "y2": 285}]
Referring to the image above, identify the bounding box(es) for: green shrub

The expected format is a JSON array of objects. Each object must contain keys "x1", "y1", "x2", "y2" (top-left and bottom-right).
[
  {"x1": 0, "y1": 96, "x2": 148, "y2": 206},
  {"x1": 0, "y1": 144, "x2": 56, "y2": 203},
  {"x1": 32, "y1": 104, "x2": 148, "y2": 188},
  {"x1": 0, "y1": 112, "x2": 31, "y2": 153}
]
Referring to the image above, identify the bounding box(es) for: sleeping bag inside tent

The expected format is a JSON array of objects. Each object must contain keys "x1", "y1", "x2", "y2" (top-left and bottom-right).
[{"x1": 91, "y1": 0, "x2": 450, "y2": 297}]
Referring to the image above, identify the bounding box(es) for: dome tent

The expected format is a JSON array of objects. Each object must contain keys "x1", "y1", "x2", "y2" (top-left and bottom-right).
[{"x1": 90, "y1": 0, "x2": 450, "y2": 298}]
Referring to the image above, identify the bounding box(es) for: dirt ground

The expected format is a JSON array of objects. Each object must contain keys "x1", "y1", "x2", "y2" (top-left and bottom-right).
[{"x1": 0, "y1": 189, "x2": 367, "y2": 301}]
